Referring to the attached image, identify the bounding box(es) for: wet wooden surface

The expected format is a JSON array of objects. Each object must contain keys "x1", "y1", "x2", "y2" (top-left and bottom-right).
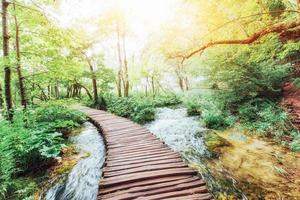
[{"x1": 79, "y1": 107, "x2": 213, "y2": 200}]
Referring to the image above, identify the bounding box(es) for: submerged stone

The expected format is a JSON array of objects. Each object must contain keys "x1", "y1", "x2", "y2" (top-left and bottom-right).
[{"x1": 205, "y1": 131, "x2": 231, "y2": 154}]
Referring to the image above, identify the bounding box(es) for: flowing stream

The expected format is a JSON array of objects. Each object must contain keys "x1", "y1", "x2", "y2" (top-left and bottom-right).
[
  {"x1": 146, "y1": 107, "x2": 245, "y2": 199},
  {"x1": 42, "y1": 122, "x2": 105, "y2": 200},
  {"x1": 146, "y1": 107, "x2": 209, "y2": 160}
]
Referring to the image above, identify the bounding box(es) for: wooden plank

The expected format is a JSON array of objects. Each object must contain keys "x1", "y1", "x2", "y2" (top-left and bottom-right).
[
  {"x1": 107, "y1": 134, "x2": 157, "y2": 142},
  {"x1": 107, "y1": 148, "x2": 171, "y2": 158},
  {"x1": 107, "y1": 144, "x2": 167, "y2": 154},
  {"x1": 102, "y1": 184, "x2": 207, "y2": 200},
  {"x1": 106, "y1": 152, "x2": 180, "y2": 163},
  {"x1": 103, "y1": 158, "x2": 184, "y2": 173},
  {"x1": 106, "y1": 127, "x2": 148, "y2": 135},
  {"x1": 106, "y1": 154, "x2": 183, "y2": 167},
  {"x1": 133, "y1": 186, "x2": 208, "y2": 200},
  {"x1": 99, "y1": 176, "x2": 192, "y2": 195},
  {"x1": 100, "y1": 168, "x2": 196, "y2": 187},
  {"x1": 166, "y1": 193, "x2": 213, "y2": 200},
  {"x1": 108, "y1": 144, "x2": 165, "y2": 152},
  {"x1": 76, "y1": 107, "x2": 213, "y2": 200},
  {"x1": 101, "y1": 178, "x2": 205, "y2": 199},
  {"x1": 104, "y1": 163, "x2": 188, "y2": 177}
]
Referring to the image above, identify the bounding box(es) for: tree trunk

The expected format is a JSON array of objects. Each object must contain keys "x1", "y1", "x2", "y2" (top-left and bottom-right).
[
  {"x1": 151, "y1": 76, "x2": 155, "y2": 95},
  {"x1": 175, "y1": 67, "x2": 184, "y2": 91},
  {"x1": 184, "y1": 77, "x2": 189, "y2": 91},
  {"x1": 77, "y1": 83, "x2": 93, "y2": 100},
  {"x1": 116, "y1": 23, "x2": 123, "y2": 97},
  {"x1": 47, "y1": 85, "x2": 51, "y2": 99},
  {"x1": 31, "y1": 73, "x2": 35, "y2": 104},
  {"x1": 2, "y1": 0, "x2": 13, "y2": 120},
  {"x1": 145, "y1": 76, "x2": 149, "y2": 96},
  {"x1": 13, "y1": 1, "x2": 27, "y2": 108},
  {"x1": 37, "y1": 84, "x2": 47, "y2": 101},
  {"x1": 0, "y1": 83, "x2": 3, "y2": 109},
  {"x1": 86, "y1": 58, "x2": 98, "y2": 102},
  {"x1": 122, "y1": 33, "x2": 129, "y2": 97},
  {"x1": 54, "y1": 84, "x2": 59, "y2": 99}
]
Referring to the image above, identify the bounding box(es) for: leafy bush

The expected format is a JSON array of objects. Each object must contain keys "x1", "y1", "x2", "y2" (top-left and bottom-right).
[
  {"x1": 104, "y1": 95, "x2": 155, "y2": 124},
  {"x1": 183, "y1": 95, "x2": 202, "y2": 116},
  {"x1": 262, "y1": 0, "x2": 286, "y2": 16},
  {"x1": 202, "y1": 109, "x2": 236, "y2": 130},
  {"x1": 289, "y1": 131, "x2": 300, "y2": 151},
  {"x1": 153, "y1": 95, "x2": 182, "y2": 107},
  {"x1": 0, "y1": 102, "x2": 86, "y2": 199},
  {"x1": 292, "y1": 78, "x2": 300, "y2": 88},
  {"x1": 238, "y1": 99, "x2": 289, "y2": 137},
  {"x1": 205, "y1": 36, "x2": 292, "y2": 107},
  {"x1": 199, "y1": 95, "x2": 237, "y2": 129},
  {"x1": 130, "y1": 98, "x2": 156, "y2": 124},
  {"x1": 86, "y1": 94, "x2": 182, "y2": 124},
  {"x1": 34, "y1": 101, "x2": 86, "y2": 134}
]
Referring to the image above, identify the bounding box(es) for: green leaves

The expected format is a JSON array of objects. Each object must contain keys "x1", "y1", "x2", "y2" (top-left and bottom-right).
[
  {"x1": 0, "y1": 101, "x2": 86, "y2": 199},
  {"x1": 104, "y1": 95, "x2": 155, "y2": 124}
]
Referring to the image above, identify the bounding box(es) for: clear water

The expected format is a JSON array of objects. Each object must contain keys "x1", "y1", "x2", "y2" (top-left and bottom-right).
[
  {"x1": 146, "y1": 107, "x2": 209, "y2": 161},
  {"x1": 146, "y1": 107, "x2": 246, "y2": 199},
  {"x1": 43, "y1": 122, "x2": 105, "y2": 200}
]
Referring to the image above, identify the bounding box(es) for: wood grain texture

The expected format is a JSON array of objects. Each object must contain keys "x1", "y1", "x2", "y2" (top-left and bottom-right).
[{"x1": 78, "y1": 107, "x2": 213, "y2": 200}]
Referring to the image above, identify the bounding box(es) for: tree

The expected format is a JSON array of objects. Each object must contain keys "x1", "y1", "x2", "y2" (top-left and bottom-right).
[
  {"x1": 84, "y1": 54, "x2": 98, "y2": 102},
  {"x1": 0, "y1": 83, "x2": 3, "y2": 108},
  {"x1": 116, "y1": 22, "x2": 123, "y2": 97},
  {"x1": 115, "y1": 19, "x2": 130, "y2": 97},
  {"x1": 121, "y1": 31, "x2": 129, "y2": 97},
  {"x1": 2, "y1": 0, "x2": 13, "y2": 120},
  {"x1": 13, "y1": 1, "x2": 27, "y2": 108}
]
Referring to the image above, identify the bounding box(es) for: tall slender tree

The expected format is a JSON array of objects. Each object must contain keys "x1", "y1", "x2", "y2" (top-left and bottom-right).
[
  {"x1": 121, "y1": 32, "x2": 129, "y2": 97},
  {"x1": 2, "y1": 0, "x2": 13, "y2": 120},
  {"x1": 116, "y1": 22, "x2": 123, "y2": 97},
  {"x1": 84, "y1": 55, "x2": 98, "y2": 102},
  {"x1": 13, "y1": 1, "x2": 27, "y2": 108},
  {"x1": 0, "y1": 83, "x2": 3, "y2": 109}
]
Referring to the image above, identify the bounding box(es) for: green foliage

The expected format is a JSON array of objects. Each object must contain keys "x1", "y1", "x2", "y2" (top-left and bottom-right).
[
  {"x1": 292, "y1": 78, "x2": 300, "y2": 88},
  {"x1": 205, "y1": 36, "x2": 292, "y2": 107},
  {"x1": 34, "y1": 101, "x2": 86, "y2": 134},
  {"x1": 86, "y1": 94, "x2": 181, "y2": 124},
  {"x1": 104, "y1": 95, "x2": 155, "y2": 124},
  {"x1": 153, "y1": 95, "x2": 182, "y2": 107},
  {"x1": 289, "y1": 131, "x2": 300, "y2": 151},
  {"x1": 183, "y1": 95, "x2": 202, "y2": 116},
  {"x1": 238, "y1": 98, "x2": 300, "y2": 151},
  {"x1": 262, "y1": 0, "x2": 286, "y2": 14},
  {"x1": 0, "y1": 102, "x2": 86, "y2": 199},
  {"x1": 239, "y1": 99, "x2": 289, "y2": 136},
  {"x1": 195, "y1": 95, "x2": 237, "y2": 129}
]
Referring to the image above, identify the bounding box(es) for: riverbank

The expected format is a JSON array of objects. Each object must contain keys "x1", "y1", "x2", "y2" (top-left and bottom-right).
[
  {"x1": 146, "y1": 107, "x2": 300, "y2": 200},
  {"x1": 206, "y1": 128, "x2": 300, "y2": 199},
  {"x1": 40, "y1": 122, "x2": 105, "y2": 200}
]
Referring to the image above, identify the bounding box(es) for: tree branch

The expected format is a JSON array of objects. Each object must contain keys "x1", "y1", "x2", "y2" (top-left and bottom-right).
[{"x1": 170, "y1": 20, "x2": 300, "y2": 60}]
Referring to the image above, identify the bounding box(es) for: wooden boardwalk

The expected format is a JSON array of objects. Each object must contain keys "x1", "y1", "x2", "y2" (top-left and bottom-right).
[{"x1": 79, "y1": 107, "x2": 213, "y2": 200}]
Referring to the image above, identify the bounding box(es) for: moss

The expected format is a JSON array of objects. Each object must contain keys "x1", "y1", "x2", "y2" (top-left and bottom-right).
[
  {"x1": 205, "y1": 131, "x2": 231, "y2": 154},
  {"x1": 55, "y1": 160, "x2": 77, "y2": 175}
]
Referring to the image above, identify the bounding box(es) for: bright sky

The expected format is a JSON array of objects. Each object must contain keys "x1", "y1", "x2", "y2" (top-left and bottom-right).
[{"x1": 51, "y1": 0, "x2": 179, "y2": 38}]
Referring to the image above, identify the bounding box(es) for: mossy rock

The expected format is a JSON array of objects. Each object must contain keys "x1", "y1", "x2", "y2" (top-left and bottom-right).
[{"x1": 205, "y1": 131, "x2": 231, "y2": 154}]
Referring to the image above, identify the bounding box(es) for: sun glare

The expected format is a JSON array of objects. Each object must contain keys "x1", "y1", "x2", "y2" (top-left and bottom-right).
[{"x1": 52, "y1": 0, "x2": 179, "y2": 37}]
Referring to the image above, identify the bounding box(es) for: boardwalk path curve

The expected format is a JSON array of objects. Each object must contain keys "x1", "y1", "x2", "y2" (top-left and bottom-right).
[{"x1": 78, "y1": 107, "x2": 213, "y2": 200}]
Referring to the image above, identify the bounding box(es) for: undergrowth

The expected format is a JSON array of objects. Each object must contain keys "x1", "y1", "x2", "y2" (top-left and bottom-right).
[{"x1": 0, "y1": 101, "x2": 86, "y2": 200}]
